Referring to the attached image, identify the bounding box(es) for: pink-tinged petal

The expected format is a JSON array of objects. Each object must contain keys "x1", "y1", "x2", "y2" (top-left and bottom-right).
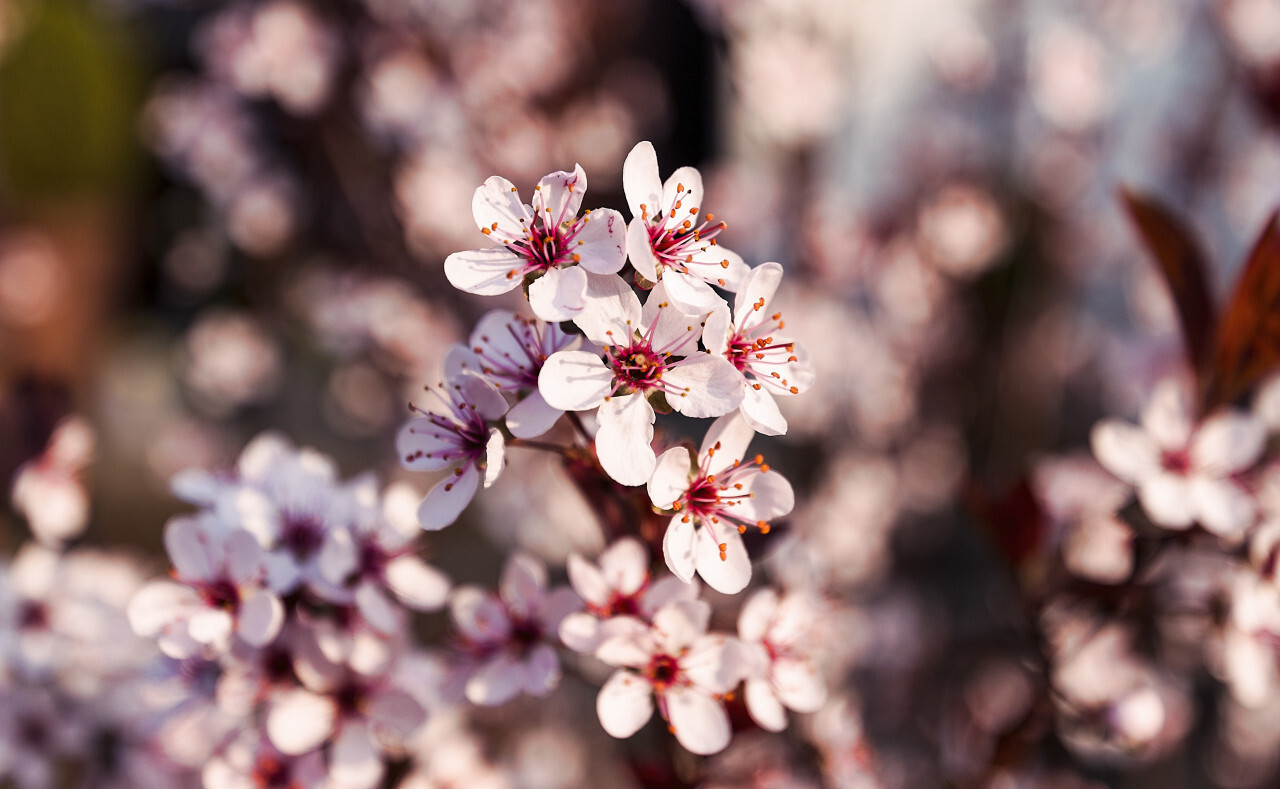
[
  {"x1": 396, "y1": 418, "x2": 460, "y2": 472},
  {"x1": 1090, "y1": 420, "x2": 1161, "y2": 484},
  {"x1": 127, "y1": 581, "x2": 200, "y2": 637},
  {"x1": 599, "y1": 537, "x2": 649, "y2": 597},
  {"x1": 418, "y1": 463, "x2": 480, "y2": 530},
  {"x1": 733, "y1": 262, "x2": 784, "y2": 330},
  {"x1": 267, "y1": 689, "x2": 337, "y2": 755},
  {"x1": 355, "y1": 581, "x2": 403, "y2": 634},
  {"x1": 538, "y1": 350, "x2": 613, "y2": 411},
  {"x1": 695, "y1": 527, "x2": 751, "y2": 594},
  {"x1": 500, "y1": 553, "x2": 548, "y2": 618},
  {"x1": 457, "y1": 373, "x2": 510, "y2": 421},
  {"x1": 772, "y1": 657, "x2": 827, "y2": 713},
  {"x1": 596, "y1": 623, "x2": 657, "y2": 667},
  {"x1": 643, "y1": 575, "x2": 699, "y2": 615},
  {"x1": 703, "y1": 301, "x2": 732, "y2": 357},
  {"x1": 665, "y1": 355, "x2": 745, "y2": 419},
  {"x1": 469, "y1": 309, "x2": 522, "y2": 358},
  {"x1": 745, "y1": 677, "x2": 788, "y2": 732},
  {"x1": 483, "y1": 428, "x2": 505, "y2": 489},
  {"x1": 444, "y1": 343, "x2": 482, "y2": 380},
  {"x1": 466, "y1": 654, "x2": 524, "y2": 706},
  {"x1": 535, "y1": 165, "x2": 587, "y2": 227},
  {"x1": 665, "y1": 685, "x2": 731, "y2": 755},
  {"x1": 574, "y1": 208, "x2": 627, "y2": 275},
  {"x1": 318, "y1": 528, "x2": 359, "y2": 586},
  {"x1": 559, "y1": 611, "x2": 604, "y2": 653},
  {"x1": 1141, "y1": 379, "x2": 1193, "y2": 450},
  {"x1": 740, "y1": 384, "x2": 787, "y2": 437},
  {"x1": 567, "y1": 553, "x2": 610, "y2": 607},
  {"x1": 385, "y1": 556, "x2": 451, "y2": 611},
  {"x1": 1190, "y1": 477, "x2": 1256, "y2": 539},
  {"x1": 1137, "y1": 474, "x2": 1195, "y2": 529},
  {"x1": 626, "y1": 217, "x2": 661, "y2": 281},
  {"x1": 597, "y1": 670, "x2": 655, "y2": 739},
  {"x1": 189, "y1": 607, "x2": 235, "y2": 649},
  {"x1": 1191, "y1": 413, "x2": 1266, "y2": 475},
  {"x1": 740, "y1": 468, "x2": 795, "y2": 522},
  {"x1": 529, "y1": 265, "x2": 589, "y2": 323},
  {"x1": 738, "y1": 588, "x2": 779, "y2": 644},
  {"x1": 450, "y1": 587, "x2": 511, "y2": 643},
  {"x1": 537, "y1": 587, "x2": 585, "y2": 631},
  {"x1": 623, "y1": 141, "x2": 662, "y2": 221},
  {"x1": 330, "y1": 721, "x2": 383, "y2": 789},
  {"x1": 521, "y1": 643, "x2": 562, "y2": 697},
  {"x1": 472, "y1": 175, "x2": 528, "y2": 234},
  {"x1": 661, "y1": 271, "x2": 723, "y2": 315},
  {"x1": 689, "y1": 246, "x2": 749, "y2": 291},
  {"x1": 700, "y1": 411, "x2": 756, "y2": 472},
  {"x1": 642, "y1": 281, "x2": 705, "y2": 355},
  {"x1": 663, "y1": 515, "x2": 697, "y2": 584},
  {"x1": 444, "y1": 247, "x2": 526, "y2": 296},
  {"x1": 506, "y1": 390, "x2": 562, "y2": 438},
  {"x1": 366, "y1": 688, "x2": 426, "y2": 745},
  {"x1": 652, "y1": 598, "x2": 711, "y2": 654},
  {"x1": 649, "y1": 447, "x2": 692, "y2": 510},
  {"x1": 225, "y1": 530, "x2": 267, "y2": 585},
  {"x1": 164, "y1": 517, "x2": 215, "y2": 582},
  {"x1": 237, "y1": 588, "x2": 284, "y2": 646},
  {"x1": 661, "y1": 166, "x2": 704, "y2": 221},
  {"x1": 596, "y1": 394, "x2": 657, "y2": 486},
  {"x1": 1225, "y1": 628, "x2": 1274, "y2": 707},
  {"x1": 683, "y1": 634, "x2": 748, "y2": 694},
  {"x1": 770, "y1": 594, "x2": 820, "y2": 646},
  {"x1": 573, "y1": 273, "x2": 643, "y2": 346}
]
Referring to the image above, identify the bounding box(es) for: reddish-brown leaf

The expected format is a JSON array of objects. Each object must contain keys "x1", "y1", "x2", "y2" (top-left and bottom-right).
[
  {"x1": 1119, "y1": 188, "x2": 1217, "y2": 386},
  {"x1": 1206, "y1": 211, "x2": 1280, "y2": 411}
]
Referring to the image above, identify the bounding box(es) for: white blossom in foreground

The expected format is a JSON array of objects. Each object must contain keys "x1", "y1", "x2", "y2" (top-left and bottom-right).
[
  {"x1": 1090, "y1": 379, "x2": 1265, "y2": 538},
  {"x1": 128, "y1": 514, "x2": 284, "y2": 658},
  {"x1": 558, "y1": 537, "x2": 697, "y2": 654},
  {"x1": 397, "y1": 360, "x2": 509, "y2": 530},
  {"x1": 705, "y1": 262, "x2": 814, "y2": 436},
  {"x1": 622, "y1": 141, "x2": 748, "y2": 313},
  {"x1": 594, "y1": 598, "x2": 745, "y2": 755},
  {"x1": 649, "y1": 412, "x2": 794, "y2": 594},
  {"x1": 444, "y1": 165, "x2": 626, "y2": 322},
  {"x1": 449, "y1": 554, "x2": 581, "y2": 706},
  {"x1": 456, "y1": 310, "x2": 578, "y2": 439},
  {"x1": 539, "y1": 275, "x2": 742, "y2": 485},
  {"x1": 736, "y1": 588, "x2": 827, "y2": 732}
]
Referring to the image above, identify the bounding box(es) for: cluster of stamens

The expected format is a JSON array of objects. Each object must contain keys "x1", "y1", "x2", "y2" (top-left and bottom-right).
[
  {"x1": 602, "y1": 306, "x2": 698, "y2": 400},
  {"x1": 472, "y1": 317, "x2": 568, "y2": 391},
  {"x1": 402, "y1": 385, "x2": 491, "y2": 493},
  {"x1": 481, "y1": 182, "x2": 590, "y2": 280},
  {"x1": 637, "y1": 183, "x2": 732, "y2": 284},
  {"x1": 727, "y1": 303, "x2": 800, "y2": 395},
  {"x1": 673, "y1": 444, "x2": 774, "y2": 561}
]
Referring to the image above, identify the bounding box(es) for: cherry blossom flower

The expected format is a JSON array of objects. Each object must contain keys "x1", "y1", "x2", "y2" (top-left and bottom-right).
[
  {"x1": 202, "y1": 729, "x2": 327, "y2": 789},
  {"x1": 444, "y1": 165, "x2": 626, "y2": 322},
  {"x1": 456, "y1": 309, "x2": 578, "y2": 439},
  {"x1": 128, "y1": 514, "x2": 284, "y2": 658},
  {"x1": 9, "y1": 416, "x2": 94, "y2": 547},
  {"x1": 397, "y1": 359, "x2": 509, "y2": 530},
  {"x1": 558, "y1": 537, "x2": 697, "y2": 654},
  {"x1": 449, "y1": 553, "x2": 581, "y2": 707},
  {"x1": 594, "y1": 598, "x2": 746, "y2": 755},
  {"x1": 622, "y1": 141, "x2": 748, "y2": 313},
  {"x1": 1091, "y1": 379, "x2": 1266, "y2": 539},
  {"x1": 704, "y1": 262, "x2": 814, "y2": 436},
  {"x1": 538, "y1": 275, "x2": 743, "y2": 485},
  {"x1": 736, "y1": 588, "x2": 827, "y2": 732},
  {"x1": 648, "y1": 412, "x2": 794, "y2": 594}
]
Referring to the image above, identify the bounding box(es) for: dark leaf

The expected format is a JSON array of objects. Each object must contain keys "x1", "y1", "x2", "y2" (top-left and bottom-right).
[{"x1": 1206, "y1": 211, "x2": 1280, "y2": 410}]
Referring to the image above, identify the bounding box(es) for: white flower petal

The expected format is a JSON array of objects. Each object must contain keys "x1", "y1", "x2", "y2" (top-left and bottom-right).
[
  {"x1": 643, "y1": 575, "x2": 699, "y2": 614},
  {"x1": 317, "y1": 528, "x2": 359, "y2": 586},
  {"x1": 1190, "y1": 477, "x2": 1257, "y2": 538},
  {"x1": 506, "y1": 391, "x2": 563, "y2": 438},
  {"x1": 597, "y1": 670, "x2": 654, "y2": 739},
  {"x1": 573, "y1": 273, "x2": 642, "y2": 346},
  {"x1": 1090, "y1": 420, "x2": 1161, "y2": 483},
  {"x1": 559, "y1": 611, "x2": 603, "y2": 653},
  {"x1": 738, "y1": 588, "x2": 779, "y2": 644},
  {"x1": 623, "y1": 141, "x2": 662, "y2": 222},
  {"x1": 237, "y1": 588, "x2": 284, "y2": 647},
  {"x1": 1137, "y1": 474, "x2": 1195, "y2": 529},
  {"x1": 1191, "y1": 413, "x2": 1267, "y2": 475},
  {"x1": 700, "y1": 411, "x2": 756, "y2": 472},
  {"x1": 536, "y1": 587, "x2": 584, "y2": 631},
  {"x1": 536, "y1": 165, "x2": 587, "y2": 226},
  {"x1": 661, "y1": 166, "x2": 703, "y2": 222},
  {"x1": 574, "y1": 208, "x2": 627, "y2": 275},
  {"x1": 664, "y1": 355, "x2": 745, "y2": 419},
  {"x1": 450, "y1": 587, "x2": 511, "y2": 643},
  {"x1": 384, "y1": 556, "x2": 451, "y2": 611},
  {"x1": 596, "y1": 394, "x2": 657, "y2": 486},
  {"x1": 682, "y1": 634, "x2": 748, "y2": 694},
  {"x1": 1141, "y1": 379, "x2": 1193, "y2": 450},
  {"x1": 330, "y1": 721, "x2": 383, "y2": 789},
  {"x1": 538, "y1": 350, "x2": 613, "y2": 411},
  {"x1": 666, "y1": 685, "x2": 731, "y2": 755},
  {"x1": 626, "y1": 216, "x2": 661, "y2": 281},
  {"x1": 740, "y1": 384, "x2": 787, "y2": 437},
  {"x1": 483, "y1": 428, "x2": 505, "y2": 488},
  {"x1": 529, "y1": 265, "x2": 589, "y2": 323},
  {"x1": 416, "y1": 463, "x2": 480, "y2": 530},
  {"x1": 695, "y1": 527, "x2": 751, "y2": 594},
  {"x1": 164, "y1": 516, "x2": 214, "y2": 582},
  {"x1": 355, "y1": 582, "x2": 403, "y2": 634},
  {"x1": 663, "y1": 515, "x2": 697, "y2": 584},
  {"x1": 741, "y1": 468, "x2": 795, "y2": 522},
  {"x1": 690, "y1": 245, "x2": 749, "y2": 291},
  {"x1": 472, "y1": 175, "x2": 528, "y2": 234},
  {"x1": 652, "y1": 598, "x2": 711, "y2": 654},
  {"x1": 772, "y1": 657, "x2": 827, "y2": 713},
  {"x1": 661, "y1": 271, "x2": 722, "y2": 314},
  {"x1": 648, "y1": 447, "x2": 692, "y2": 510},
  {"x1": 599, "y1": 537, "x2": 649, "y2": 597},
  {"x1": 395, "y1": 418, "x2": 459, "y2": 472},
  {"x1": 267, "y1": 689, "x2": 337, "y2": 755},
  {"x1": 444, "y1": 247, "x2": 525, "y2": 296},
  {"x1": 567, "y1": 553, "x2": 610, "y2": 607},
  {"x1": 500, "y1": 553, "x2": 548, "y2": 618},
  {"x1": 745, "y1": 677, "x2": 788, "y2": 732},
  {"x1": 703, "y1": 301, "x2": 732, "y2": 357},
  {"x1": 466, "y1": 654, "x2": 524, "y2": 706},
  {"x1": 521, "y1": 643, "x2": 562, "y2": 697},
  {"x1": 733, "y1": 262, "x2": 784, "y2": 329},
  {"x1": 127, "y1": 581, "x2": 199, "y2": 638},
  {"x1": 189, "y1": 607, "x2": 234, "y2": 648}
]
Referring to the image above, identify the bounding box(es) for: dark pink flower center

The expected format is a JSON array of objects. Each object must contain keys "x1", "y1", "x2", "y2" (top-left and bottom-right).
[
  {"x1": 646, "y1": 653, "x2": 681, "y2": 689},
  {"x1": 1161, "y1": 449, "x2": 1191, "y2": 475},
  {"x1": 198, "y1": 578, "x2": 241, "y2": 612},
  {"x1": 280, "y1": 513, "x2": 324, "y2": 560}
]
